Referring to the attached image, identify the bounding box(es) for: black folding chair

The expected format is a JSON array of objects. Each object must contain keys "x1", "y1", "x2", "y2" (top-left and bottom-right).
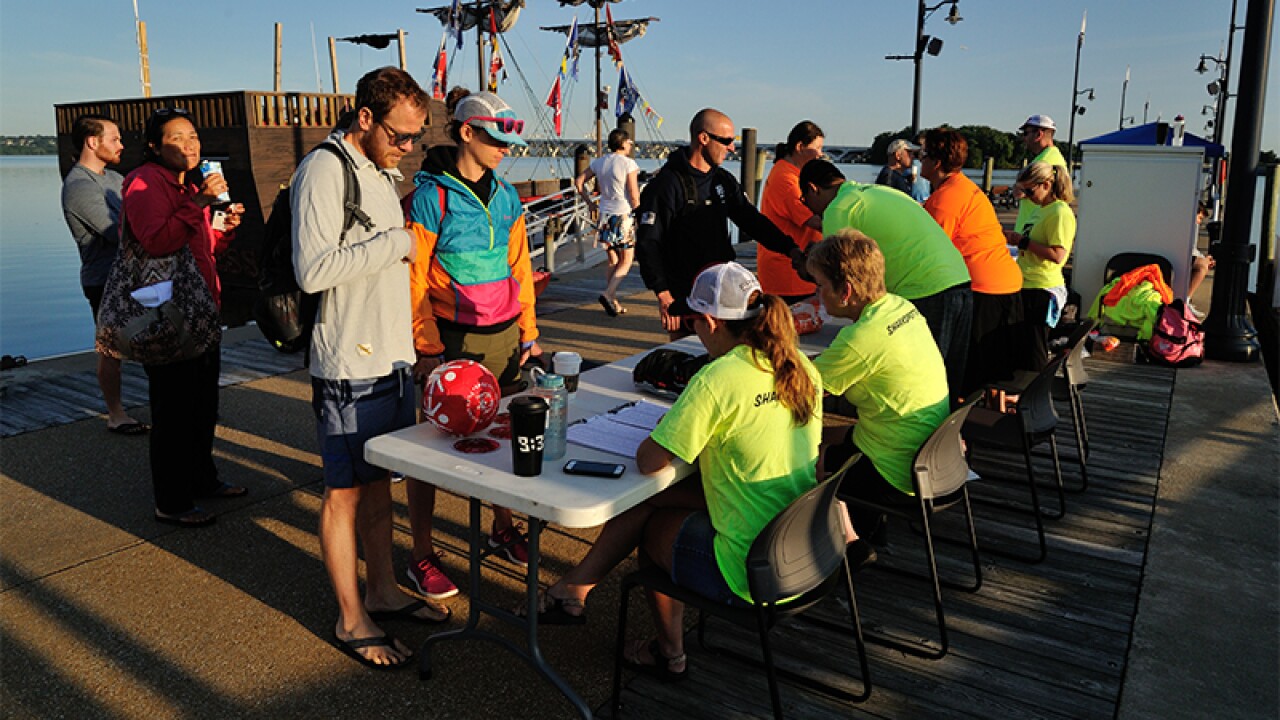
[
  {"x1": 843, "y1": 403, "x2": 982, "y2": 660},
  {"x1": 1005, "y1": 319, "x2": 1094, "y2": 492},
  {"x1": 610, "y1": 473, "x2": 872, "y2": 719},
  {"x1": 962, "y1": 354, "x2": 1068, "y2": 563}
]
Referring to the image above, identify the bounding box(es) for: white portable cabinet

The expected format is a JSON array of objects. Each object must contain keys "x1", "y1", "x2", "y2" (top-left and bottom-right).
[{"x1": 1073, "y1": 145, "x2": 1204, "y2": 309}]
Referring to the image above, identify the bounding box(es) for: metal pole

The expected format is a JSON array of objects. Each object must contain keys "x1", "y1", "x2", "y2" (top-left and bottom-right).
[
  {"x1": 1204, "y1": 0, "x2": 1271, "y2": 362},
  {"x1": 397, "y1": 29, "x2": 407, "y2": 71},
  {"x1": 1067, "y1": 13, "x2": 1084, "y2": 166},
  {"x1": 477, "y1": 15, "x2": 484, "y2": 89},
  {"x1": 594, "y1": 7, "x2": 603, "y2": 157},
  {"x1": 1118, "y1": 67, "x2": 1129, "y2": 130},
  {"x1": 138, "y1": 20, "x2": 152, "y2": 98},
  {"x1": 911, "y1": 0, "x2": 925, "y2": 136}
]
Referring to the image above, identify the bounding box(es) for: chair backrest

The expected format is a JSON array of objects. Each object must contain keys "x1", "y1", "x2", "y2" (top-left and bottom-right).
[
  {"x1": 912, "y1": 404, "x2": 975, "y2": 500},
  {"x1": 1062, "y1": 318, "x2": 1095, "y2": 388},
  {"x1": 1017, "y1": 354, "x2": 1066, "y2": 435},
  {"x1": 1103, "y1": 252, "x2": 1173, "y2": 288},
  {"x1": 745, "y1": 474, "x2": 846, "y2": 604}
]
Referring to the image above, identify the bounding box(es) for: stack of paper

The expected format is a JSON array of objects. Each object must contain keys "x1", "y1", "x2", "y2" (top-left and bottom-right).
[{"x1": 567, "y1": 401, "x2": 668, "y2": 459}]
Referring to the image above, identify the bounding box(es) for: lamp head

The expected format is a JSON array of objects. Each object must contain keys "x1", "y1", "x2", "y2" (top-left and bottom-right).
[
  {"x1": 1087, "y1": 89, "x2": 1096, "y2": 101},
  {"x1": 945, "y1": 3, "x2": 963, "y2": 25},
  {"x1": 1196, "y1": 58, "x2": 1208, "y2": 74}
]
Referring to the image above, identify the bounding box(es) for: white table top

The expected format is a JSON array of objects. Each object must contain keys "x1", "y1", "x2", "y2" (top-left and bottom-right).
[{"x1": 364, "y1": 318, "x2": 848, "y2": 529}]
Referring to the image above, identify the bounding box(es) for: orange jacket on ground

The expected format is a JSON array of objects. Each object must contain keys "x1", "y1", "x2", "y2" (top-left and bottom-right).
[{"x1": 923, "y1": 172, "x2": 1022, "y2": 295}]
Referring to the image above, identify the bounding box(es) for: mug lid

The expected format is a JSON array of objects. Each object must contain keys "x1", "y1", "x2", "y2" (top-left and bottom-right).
[
  {"x1": 509, "y1": 395, "x2": 549, "y2": 411},
  {"x1": 536, "y1": 373, "x2": 565, "y2": 388}
]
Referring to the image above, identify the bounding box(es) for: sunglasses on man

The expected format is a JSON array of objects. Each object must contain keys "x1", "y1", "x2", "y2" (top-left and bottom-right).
[
  {"x1": 378, "y1": 120, "x2": 427, "y2": 147},
  {"x1": 703, "y1": 130, "x2": 735, "y2": 147},
  {"x1": 464, "y1": 115, "x2": 526, "y2": 135}
]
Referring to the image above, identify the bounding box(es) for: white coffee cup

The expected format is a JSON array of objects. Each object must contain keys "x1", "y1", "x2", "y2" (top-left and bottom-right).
[{"x1": 552, "y1": 352, "x2": 582, "y2": 394}]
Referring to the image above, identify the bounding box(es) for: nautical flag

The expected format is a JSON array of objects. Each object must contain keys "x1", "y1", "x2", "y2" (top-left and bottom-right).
[
  {"x1": 605, "y1": 5, "x2": 623, "y2": 66},
  {"x1": 432, "y1": 33, "x2": 448, "y2": 100},
  {"x1": 487, "y1": 8, "x2": 504, "y2": 92},
  {"x1": 561, "y1": 17, "x2": 580, "y2": 80},
  {"x1": 616, "y1": 64, "x2": 639, "y2": 118},
  {"x1": 546, "y1": 75, "x2": 563, "y2": 136},
  {"x1": 449, "y1": 0, "x2": 464, "y2": 50}
]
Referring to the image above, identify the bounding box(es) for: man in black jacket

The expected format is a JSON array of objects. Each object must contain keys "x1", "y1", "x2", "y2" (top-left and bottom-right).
[{"x1": 635, "y1": 108, "x2": 805, "y2": 336}]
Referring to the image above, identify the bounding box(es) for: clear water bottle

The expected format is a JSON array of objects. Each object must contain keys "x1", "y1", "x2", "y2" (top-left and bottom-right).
[{"x1": 534, "y1": 372, "x2": 568, "y2": 461}]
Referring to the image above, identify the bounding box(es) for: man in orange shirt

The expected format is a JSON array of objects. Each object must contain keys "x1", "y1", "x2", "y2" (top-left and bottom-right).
[
  {"x1": 920, "y1": 128, "x2": 1024, "y2": 395},
  {"x1": 759, "y1": 121, "x2": 825, "y2": 303}
]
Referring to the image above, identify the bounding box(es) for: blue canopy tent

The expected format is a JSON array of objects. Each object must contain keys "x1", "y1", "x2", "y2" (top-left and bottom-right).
[{"x1": 1080, "y1": 122, "x2": 1225, "y2": 158}]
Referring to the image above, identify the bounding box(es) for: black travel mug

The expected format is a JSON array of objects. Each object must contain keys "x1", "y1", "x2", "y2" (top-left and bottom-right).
[{"x1": 508, "y1": 395, "x2": 549, "y2": 477}]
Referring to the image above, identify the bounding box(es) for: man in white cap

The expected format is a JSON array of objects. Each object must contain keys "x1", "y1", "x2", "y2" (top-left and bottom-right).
[
  {"x1": 875, "y1": 138, "x2": 918, "y2": 196},
  {"x1": 1014, "y1": 115, "x2": 1068, "y2": 235}
]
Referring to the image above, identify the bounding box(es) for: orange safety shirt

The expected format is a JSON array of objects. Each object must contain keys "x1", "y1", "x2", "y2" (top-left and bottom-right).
[
  {"x1": 758, "y1": 159, "x2": 819, "y2": 297},
  {"x1": 923, "y1": 172, "x2": 1023, "y2": 295}
]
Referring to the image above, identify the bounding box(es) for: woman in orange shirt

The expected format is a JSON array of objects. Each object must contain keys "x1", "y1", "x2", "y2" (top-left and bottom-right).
[
  {"x1": 920, "y1": 127, "x2": 1024, "y2": 396},
  {"x1": 759, "y1": 121, "x2": 825, "y2": 303}
]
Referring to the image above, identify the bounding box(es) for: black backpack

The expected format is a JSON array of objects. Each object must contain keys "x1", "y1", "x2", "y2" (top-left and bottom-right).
[{"x1": 253, "y1": 143, "x2": 371, "y2": 353}]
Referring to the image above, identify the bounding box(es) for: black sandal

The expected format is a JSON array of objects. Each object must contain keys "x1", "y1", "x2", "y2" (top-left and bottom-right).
[
  {"x1": 598, "y1": 295, "x2": 619, "y2": 317},
  {"x1": 622, "y1": 638, "x2": 687, "y2": 682}
]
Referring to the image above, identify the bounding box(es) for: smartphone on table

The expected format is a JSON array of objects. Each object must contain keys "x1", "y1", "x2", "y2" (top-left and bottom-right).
[{"x1": 563, "y1": 459, "x2": 626, "y2": 478}]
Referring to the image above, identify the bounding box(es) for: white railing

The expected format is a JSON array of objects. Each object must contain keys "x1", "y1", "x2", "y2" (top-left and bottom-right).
[{"x1": 524, "y1": 188, "x2": 598, "y2": 273}]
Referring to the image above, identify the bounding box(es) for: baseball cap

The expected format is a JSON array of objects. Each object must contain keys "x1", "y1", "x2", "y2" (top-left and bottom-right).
[
  {"x1": 887, "y1": 138, "x2": 920, "y2": 155},
  {"x1": 685, "y1": 262, "x2": 763, "y2": 320},
  {"x1": 1020, "y1": 114, "x2": 1057, "y2": 131},
  {"x1": 453, "y1": 91, "x2": 528, "y2": 147}
]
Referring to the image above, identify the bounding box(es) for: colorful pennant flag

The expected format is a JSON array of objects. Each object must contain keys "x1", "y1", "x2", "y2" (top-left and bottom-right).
[
  {"x1": 431, "y1": 32, "x2": 448, "y2": 100},
  {"x1": 546, "y1": 75, "x2": 563, "y2": 136},
  {"x1": 487, "y1": 8, "x2": 504, "y2": 92},
  {"x1": 448, "y1": 0, "x2": 464, "y2": 50},
  {"x1": 559, "y1": 17, "x2": 580, "y2": 80},
  {"x1": 616, "y1": 64, "x2": 639, "y2": 118},
  {"x1": 605, "y1": 5, "x2": 623, "y2": 66}
]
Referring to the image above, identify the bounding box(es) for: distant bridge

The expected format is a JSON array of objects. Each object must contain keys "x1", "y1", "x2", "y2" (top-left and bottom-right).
[{"x1": 512, "y1": 139, "x2": 869, "y2": 164}]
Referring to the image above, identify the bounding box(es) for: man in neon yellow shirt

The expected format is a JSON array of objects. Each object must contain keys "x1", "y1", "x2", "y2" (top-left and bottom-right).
[
  {"x1": 1014, "y1": 114, "x2": 1068, "y2": 235},
  {"x1": 800, "y1": 159, "x2": 970, "y2": 403}
]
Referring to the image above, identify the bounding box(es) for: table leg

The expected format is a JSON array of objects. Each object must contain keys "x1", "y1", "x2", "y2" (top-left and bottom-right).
[{"x1": 418, "y1": 498, "x2": 593, "y2": 719}]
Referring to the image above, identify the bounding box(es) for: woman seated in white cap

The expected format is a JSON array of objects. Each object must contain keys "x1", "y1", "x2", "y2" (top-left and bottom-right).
[{"x1": 523, "y1": 262, "x2": 824, "y2": 682}]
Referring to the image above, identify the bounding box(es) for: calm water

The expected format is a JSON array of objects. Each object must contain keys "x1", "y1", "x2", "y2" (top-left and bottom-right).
[{"x1": 0, "y1": 155, "x2": 1015, "y2": 361}]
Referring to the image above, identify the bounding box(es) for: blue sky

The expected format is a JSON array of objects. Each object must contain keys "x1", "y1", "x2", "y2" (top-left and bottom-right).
[{"x1": 1, "y1": 0, "x2": 1275, "y2": 149}]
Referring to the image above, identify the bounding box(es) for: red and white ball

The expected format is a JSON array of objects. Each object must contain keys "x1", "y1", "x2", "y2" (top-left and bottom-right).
[{"x1": 422, "y1": 359, "x2": 500, "y2": 436}]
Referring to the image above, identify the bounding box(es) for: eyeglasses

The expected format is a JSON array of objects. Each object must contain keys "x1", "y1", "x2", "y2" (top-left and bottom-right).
[
  {"x1": 378, "y1": 120, "x2": 426, "y2": 147},
  {"x1": 703, "y1": 130, "x2": 735, "y2": 147},
  {"x1": 463, "y1": 115, "x2": 525, "y2": 135}
]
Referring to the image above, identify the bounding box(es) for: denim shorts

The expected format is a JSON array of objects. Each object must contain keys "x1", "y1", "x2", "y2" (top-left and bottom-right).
[
  {"x1": 311, "y1": 367, "x2": 415, "y2": 488},
  {"x1": 670, "y1": 511, "x2": 750, "y2": 607}
]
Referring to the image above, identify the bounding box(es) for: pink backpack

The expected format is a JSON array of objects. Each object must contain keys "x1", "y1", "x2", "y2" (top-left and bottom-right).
[{"x1": 1147, "y1": 300, "x2": 1205, "y2": 367}]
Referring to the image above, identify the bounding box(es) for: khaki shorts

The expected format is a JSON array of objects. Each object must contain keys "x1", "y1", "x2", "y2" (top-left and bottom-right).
[{"x1": 439, "y1": 319, "x2": 523, "y2": 390}]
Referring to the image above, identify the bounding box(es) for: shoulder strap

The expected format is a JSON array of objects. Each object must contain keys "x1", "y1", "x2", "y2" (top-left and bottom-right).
[{"x1": 314, "y1": 143, "x2": 373, "y2": 241}]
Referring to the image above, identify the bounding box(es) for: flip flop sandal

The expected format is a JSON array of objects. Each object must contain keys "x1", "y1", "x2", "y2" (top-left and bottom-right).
[
  {"x1": 368, "y1": 598, "x2": 451, "y2": 625},
  {"x1": 107, "y1": 421, "x2": 150, "y2": 436},
  {"x1": 332, "y1": 632, "x2": 412, "y2": 671},
  {"x1": 623, "y1": 638, "x2": 687, "y2": 683},
  {"x1": 523, "y1": 591, "x2": 586, "y2": 625},
  {"x1": 598, "y1": 295, "x2": 619, "y2": 317},
  {"x1": 154, "y1": 507, "x2": 216, "y2": 527},
  {"x1": 198, "y1": 482, "x2": 249, "y2": 499}
]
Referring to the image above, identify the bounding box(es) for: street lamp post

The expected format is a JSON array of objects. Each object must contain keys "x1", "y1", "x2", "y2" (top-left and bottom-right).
[
  {"x1": 885, "y1": 0, "x2": 962, "y2": 137},
  {"x1": 1197, "y1": 0, "x2": 1243, "y2": 221},
  {"x1": 1118, "y1": 65, "x2": 1130, "y2": 130},
  {"x1": 1066, "y1": 11, "x2": 1087, "y2": 167}
]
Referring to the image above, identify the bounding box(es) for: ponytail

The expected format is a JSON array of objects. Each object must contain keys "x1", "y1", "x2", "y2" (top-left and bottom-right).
[{"x1": 725, "y1": 293, "x2": 817, "y2": 426}]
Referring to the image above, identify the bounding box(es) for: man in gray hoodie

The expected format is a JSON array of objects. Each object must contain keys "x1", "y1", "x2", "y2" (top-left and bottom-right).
[{"x1": 292, "y1": 66, "x2": 447, "y2": 670}]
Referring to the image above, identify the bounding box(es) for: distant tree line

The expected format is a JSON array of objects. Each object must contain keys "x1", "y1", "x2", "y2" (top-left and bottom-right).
[
  {"x1": 0, "y1": 136, "x2": 57, "y2": 156},
  {"x1": 866, "y1": 126, "x2": 1064, "y2": 169}
]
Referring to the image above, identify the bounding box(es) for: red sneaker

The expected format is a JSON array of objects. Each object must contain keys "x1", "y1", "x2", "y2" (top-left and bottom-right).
[
  {"x1": 405, "y1": 551, "x2": 459, "y2": 600},
  {"x1": 488, "y1": 526, "x2": 529, "y2": 567}
]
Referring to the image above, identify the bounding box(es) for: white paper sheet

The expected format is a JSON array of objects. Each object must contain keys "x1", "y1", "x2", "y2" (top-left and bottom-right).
[{"x1": 566, "y1": 401, "x2": 668, "y2": 459}]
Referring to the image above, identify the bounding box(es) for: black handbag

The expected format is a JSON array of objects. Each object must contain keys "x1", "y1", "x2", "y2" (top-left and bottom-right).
[{"x1": 95, "y1": 213, "x2": 222, "y2": 365}]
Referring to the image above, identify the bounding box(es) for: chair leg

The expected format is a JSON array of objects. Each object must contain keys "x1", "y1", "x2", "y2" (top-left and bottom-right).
[
  {"x1": 755, "y1": 607, "x2": 785, "y2": 720},
  {"x1": 918, "y1": 507, "x2": 949, "y2": 659},
  {"x1": 960, "y1": 491, "x2": 984, "y2": 592},
  {"x1": 1069, "y1": 391, "x2": 1089, "y2": 492},
  {"x1": 842, "y1": 565, "x2": 873, "y2": 701},
  {"x1": 977, "y1": 440, "x2": 1049, "y2": 564},
  {"x1": 1029, "y1": 433, "x2": 1066, "y2": 520},
  {"x1": 611, "y1": 576, "x2": 635, "y2": 716}
]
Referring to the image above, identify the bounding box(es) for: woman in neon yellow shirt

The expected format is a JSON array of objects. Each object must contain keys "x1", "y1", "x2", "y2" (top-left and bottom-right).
[
  {"x1": 523, "y1": 262, "x2": 822, "y2": 682},
  {"x1": 1009, "y1": 161, "x2": 1076, "y2": 370}
]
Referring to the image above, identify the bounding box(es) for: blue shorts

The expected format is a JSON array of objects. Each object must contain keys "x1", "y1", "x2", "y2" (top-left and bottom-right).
[
  {"x1": 670, "y1": 511, "x2": 750, "y2": 607},
  {"x1": 311, "y1": 367, "x2": 415, "y2": 489}
]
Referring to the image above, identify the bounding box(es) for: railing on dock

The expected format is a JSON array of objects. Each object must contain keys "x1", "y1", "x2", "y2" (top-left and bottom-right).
[
  {"x1": 524, "y1": 188, "x2": 597, "y2": 274},
  {"x1": 250, "y1": 92, "x2": 353, "y2": 129}
]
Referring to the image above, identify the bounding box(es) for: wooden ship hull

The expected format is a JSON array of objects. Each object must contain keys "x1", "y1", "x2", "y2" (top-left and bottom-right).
[{"x1": 53, "y1": 90, "x2": 570, "y2": 326}]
